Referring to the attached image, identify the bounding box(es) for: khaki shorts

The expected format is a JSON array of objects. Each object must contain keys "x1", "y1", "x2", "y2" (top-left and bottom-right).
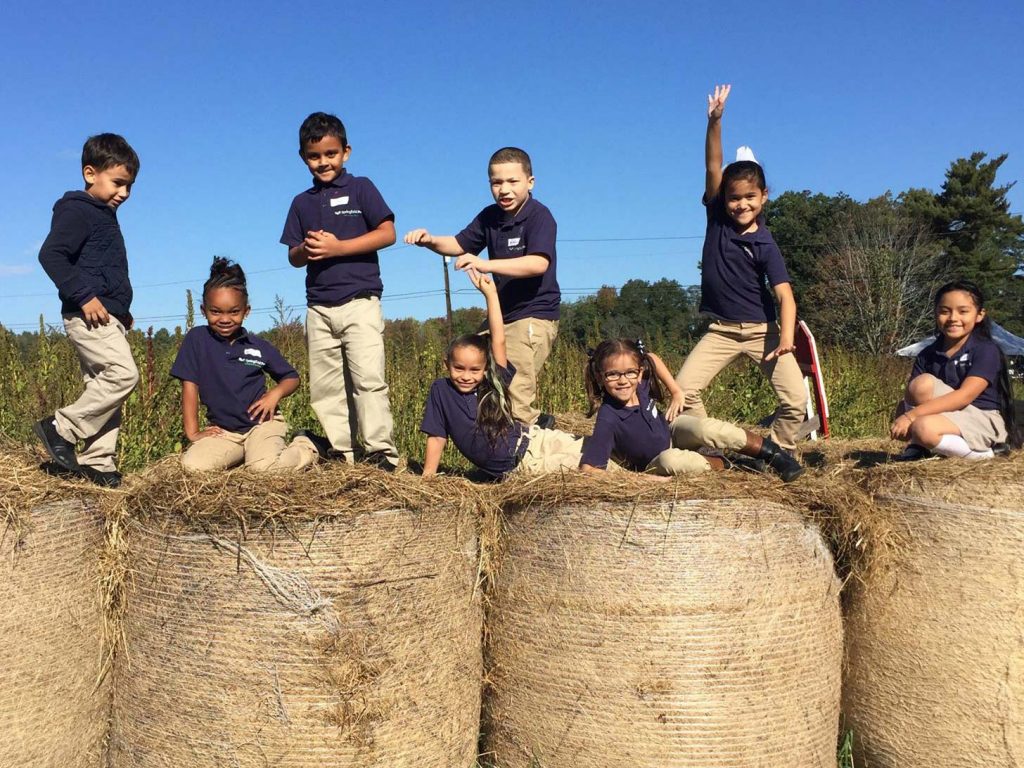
[
  {"x1": 930, "y1": 380, "x2": 1008, "y2": 451},
  {"x1": 513, "y1": 425, "x2": 583, "y2": 474}
]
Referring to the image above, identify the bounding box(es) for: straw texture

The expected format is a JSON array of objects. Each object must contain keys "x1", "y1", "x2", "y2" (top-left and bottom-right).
[
  {"x1": 0, "y1": 498, "x2": 108, "y2": 768},
  {"x1": 110, "y1": 480, "x2": 483, "y2": 767},
  {"x1": 484, "y1": 499, "x2": 843, "y2": 768},
  {"x1": 843, "y1": 462, "x2": 1024, "y2": 766}
]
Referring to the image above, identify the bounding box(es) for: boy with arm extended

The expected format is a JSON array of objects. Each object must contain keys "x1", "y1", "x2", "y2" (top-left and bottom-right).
[
  {"x1": 280, "y1": 112, "x2": 399, "y2": 469},
  {"x1": 35, "y1": 133, "x2": 141, "y2": 487},
  {"x1": 404, "y1": 147, "x2": 560, "y2": 427}
]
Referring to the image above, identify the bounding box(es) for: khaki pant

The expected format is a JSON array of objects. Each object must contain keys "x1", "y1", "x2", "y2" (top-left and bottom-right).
[
  {"x1": 675, "y1": 322, "x2": 807, "y2": 450},
  {"x1": 514, "y1": 425, "x2": 582, "y2": 473},
  {"x1": 503, "y1": 317, "x2": 558, "y2": 425},
  {"x1": 306, "y1": 298, "x2": 397, "y2": 464},
  {"x1": 645, "y1": 415, "x2": 747, "y2": 476},
  {"x1": 181, "y1": 417, "x2": 319, "y2": 472},
  {"x1": 55, "y1": 314, "x2": 139, "y2": 472}
]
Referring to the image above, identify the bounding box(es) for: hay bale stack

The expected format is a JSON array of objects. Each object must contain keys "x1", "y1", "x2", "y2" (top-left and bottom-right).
[
  {"x1": 484, "y1": 483, "x2": 843, "y2": 768},
  {"x1": 111, "y1": 464, "x2": 483, "y2": 767},
  {"x1": 0, "y1": 451, "x2": 108, "y2": 768},
  {"x1": 843, "y1": 458, "x2": 1024, "y2": 766}
]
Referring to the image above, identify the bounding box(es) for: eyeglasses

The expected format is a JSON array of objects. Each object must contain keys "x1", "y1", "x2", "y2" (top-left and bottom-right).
[{"x1": 603, "y1": 368, "x2": 641, "y2": 382}]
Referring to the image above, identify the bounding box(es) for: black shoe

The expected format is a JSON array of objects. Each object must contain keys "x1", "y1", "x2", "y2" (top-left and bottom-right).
[
  {"x1": 80, "y1": 466, "x2": 123, "y2": 488},
  {"x1": 993, "y1": 442, "x2": 1011, "y2": 457},
  {"x1": 892, "y1": 444, "x2": 933, "y2": 463},
  {"x1": 536, "y1": 413, "x2": 557, "y2": 430},
  {"x1": 34, "y1": 417, "x2": 80, "y2": 471},
  {"x1": 755, "y1": 439, "x2": 805, "y2": 482},
  {"x1": 363, "y1": 451, "x2": 398, "y2": 473},
  {"x1": 294, "y1": 429, "x2": 333, "y2": 460}
]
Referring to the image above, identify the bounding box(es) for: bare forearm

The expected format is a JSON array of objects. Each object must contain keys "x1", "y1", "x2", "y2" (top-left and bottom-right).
[
  {"x1": 486, "y1": 254, "x2": 549, "y2": 278},
  {"x1": 484, "y1": 290, "x2": 507, "y2": 368},
  {"x1": 182, "y1": 385, "x2": 201, "y2": 441},
  {"x1": 705, "y1": 118, "x2": 723, "y2": 197},
  {"x1": 268, "y1": 376, "x2": 299, "y2": 401},
  {"x1": 907, "y1": 381, "x2": 987, "y2": 418},
  {"x1": 777, "y1": 294, "x2": 797, "y2": 344},
  {"x1": 424, "y1": 235, "x2": 465, "y2": 256},
  {"x1": 646, "y1": 353, "x2": 683, "y2": 396},
  {"x1": 422, "y1": 436, "x2": 446, "y2": 476}
]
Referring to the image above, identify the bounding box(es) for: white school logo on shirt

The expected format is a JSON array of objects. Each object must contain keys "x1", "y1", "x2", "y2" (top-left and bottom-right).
[
  {"x1": 244, "y1": 348, "x2": 262, "y2": 357},
  {"x1": 330, "y1": 196, "x2": 350, "y2": 206},
  {"x1": 507, "y1": 237, "x2": 521, "y2": 247}
]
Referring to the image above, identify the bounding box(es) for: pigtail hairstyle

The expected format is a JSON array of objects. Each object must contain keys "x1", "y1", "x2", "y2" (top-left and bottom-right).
[
  {"x1": 935, "y1": 280, "x2": 1019, "y2": 448},
  {"x1": 446, "y1": 334, "x2": 514, "y2": 445},
  {"x1": 584, "y1": 338, "x2": 662, "y2": 416},
  {"x1": 204, "y1": 257, "x2": 249, "y2": 304}
]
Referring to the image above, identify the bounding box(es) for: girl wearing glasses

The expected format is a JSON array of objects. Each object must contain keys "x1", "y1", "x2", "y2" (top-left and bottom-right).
[{"x1": 580, "y1": 339, "x2": 803, "y2": 481}]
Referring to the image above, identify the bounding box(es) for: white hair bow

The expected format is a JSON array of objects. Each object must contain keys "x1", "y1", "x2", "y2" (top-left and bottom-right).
[{"x1": 735, "y1": 146, "x2": 759, "y2": 164}]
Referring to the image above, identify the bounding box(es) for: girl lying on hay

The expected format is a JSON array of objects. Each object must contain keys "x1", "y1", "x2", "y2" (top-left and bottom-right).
[
  {"x1": 419, "y1": 270, "x2": 803, "y2": 482},
  {"x1": 891, "y1": 280, "x2": 1019, "y2": 462}
]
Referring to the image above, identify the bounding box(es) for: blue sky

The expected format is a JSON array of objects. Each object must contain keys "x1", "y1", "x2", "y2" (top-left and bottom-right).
[{"x1": 1, "y1": 0, "x2": 1022, "y2": 332}]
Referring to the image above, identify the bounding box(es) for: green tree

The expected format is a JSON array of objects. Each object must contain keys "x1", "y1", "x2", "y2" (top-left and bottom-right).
[{"x1": 901, "y1": 152, "x2": 1024, "y2": 331}]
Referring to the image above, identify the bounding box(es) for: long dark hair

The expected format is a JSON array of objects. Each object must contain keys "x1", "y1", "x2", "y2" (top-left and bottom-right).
[
  {"x1": 584, "y1": 338, "x2": 663, "y2": 417},
  {"x1": 715, "y1": 159, "x2": 767, "y2": 219},
  {"x1": 934, "y1": 280, "x2": 1018, "y2": 447},
  {"x1": 446, "y1": 334, "x2": 514, "y2": 445},
  {"x1": 203, "y1": 256, "x2": 248, "y2": 305}
]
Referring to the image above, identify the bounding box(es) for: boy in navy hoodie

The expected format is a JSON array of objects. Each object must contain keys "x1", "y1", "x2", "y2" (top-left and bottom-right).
[{"x1": 35, "y1": 133, "x2": 141, "y2": 487}]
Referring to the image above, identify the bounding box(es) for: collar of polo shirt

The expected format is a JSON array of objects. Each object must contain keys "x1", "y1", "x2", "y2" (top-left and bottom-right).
[
  {"x1": 499, "y1": 195, "x2": 534, "y2": 226},
  {"x1": 313, "y1": 168, "x2": 349, "y2": 191}
]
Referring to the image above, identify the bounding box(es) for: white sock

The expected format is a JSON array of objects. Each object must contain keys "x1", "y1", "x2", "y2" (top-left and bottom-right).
[
  {"x1": 967, "y1": 448, "x2": 995, "y2": 461},
  {"x1": 933, "y1": 434, "x2": 972, "y2": 458}
]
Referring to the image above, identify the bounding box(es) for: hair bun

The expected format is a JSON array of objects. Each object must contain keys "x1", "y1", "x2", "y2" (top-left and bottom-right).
[{"x1": 209, "y1": 256, "x2": 245, "y2": 283}]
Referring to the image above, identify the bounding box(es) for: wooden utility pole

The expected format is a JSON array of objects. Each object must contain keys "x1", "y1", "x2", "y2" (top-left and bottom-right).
[{"x1": 442, "y1": 255, "x2": 454, "y2": 336}]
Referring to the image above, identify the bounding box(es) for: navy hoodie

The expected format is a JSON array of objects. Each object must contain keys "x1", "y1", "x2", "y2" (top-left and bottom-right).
[{"x1": 38, "y1": 191, "x2": 133, "y2": 318}]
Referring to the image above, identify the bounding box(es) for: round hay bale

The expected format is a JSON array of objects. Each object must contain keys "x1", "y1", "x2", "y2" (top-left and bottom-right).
[
  {"x1": 111, "y1": 490, "x2": 483, "y2": 767},
  {"x1": 0, "y1": 498, "x2": 108, "y2": 768},
  {"x1": 484, "y1": 499, "x2": 843, "y2": 768},
  {"x1": 843, "y1": 466, "x2": 1024, "y2": 766}
]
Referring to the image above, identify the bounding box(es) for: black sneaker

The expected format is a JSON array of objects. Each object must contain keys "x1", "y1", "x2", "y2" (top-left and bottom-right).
[
  {"x1": 536, "y1": 413, "x2": 557, "y2": 430},
  {"x1": 892, "y1": 444, "x2": 933, "y2": 462},
  {"x1": 80, "y1": 466, "x2": 123, "y2": 488},
  {"x1": 993, "y1": 442, "x2": 1011, "y2": 457},
  {"x1": 363, "y1": 451, "x2": 398, "y2": 473},
  {"x1": 34, "y1": 417, "x2": 80, "y2": 472},
  {"x1": 755, "y1": 439, "x2": 805, "y2": 483}
]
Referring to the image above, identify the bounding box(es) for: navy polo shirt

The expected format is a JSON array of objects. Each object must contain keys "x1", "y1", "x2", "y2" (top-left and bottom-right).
[
  {"x1": 419, "y1": 363, "x2": 527, "y2": 477},
  {"x1": 911, "y1": 333, "x2": 1003, "y2": 411},
  {"x1": 280, "y1": 169, "x2": 395, "y2": 307},
  {"x1": 454, "y1": 197, "x2": 560, "y2": 323},
  {"x1": 699, "y1": 196, "x2": 790, "y2": 323},
  {"x1": 580, "y1": 380, "x2": 671, "y2": 470},
  {"x1": 170, "y1": 326, "x2": 300, "y2": 433}
]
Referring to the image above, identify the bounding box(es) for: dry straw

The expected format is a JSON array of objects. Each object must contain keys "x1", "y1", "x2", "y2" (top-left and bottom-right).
[
  {"x1": 108, "y1": 460, "x2": 484, "y2": 767},
  {"x1": 482, "y1": 486, "x2": 844, "y2": 768},
  {"x1": 0, "y1": 445, "x2": 109, "y2": 768},
  {"x1": 842, "y1": 451, "x2": 1024, "y2": 767}
]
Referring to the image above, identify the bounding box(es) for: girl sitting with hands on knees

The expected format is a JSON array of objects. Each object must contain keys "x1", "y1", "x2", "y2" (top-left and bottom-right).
[
  {"x1": 580, "y1": 339, "x2": 804, "y2": 482},
  {"x1": 892, "y1": 280, "x2": 1017, "y2": 461},
  {"x1": 420, "y1": 268, "x2": 582, "y2": 478},
  {"x1": 171, "y1": 257, "x2": 321, "y2": 472}
]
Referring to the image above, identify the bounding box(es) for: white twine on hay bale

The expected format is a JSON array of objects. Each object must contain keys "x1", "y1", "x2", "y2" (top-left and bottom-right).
[
  {"x1": 483, "y1": 498, "x2": 843, "y2": 768},
  {"x1": 0, "y1": 498, "x2": 108, "y2": 768},
  {"x1": 109, "y1": 469, "x2": 484, "y2": 768},
  {"x1": 842, "y1": 467, "x2": 1024, "y2": 767}
]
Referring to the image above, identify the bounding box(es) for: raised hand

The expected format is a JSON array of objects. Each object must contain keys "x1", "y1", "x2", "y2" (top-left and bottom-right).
[
  {"x1": 707, "y1": 83, "x2": 731, "y2": 120},
  {"x1": 404, "y1": 228, "x2": 433, "y2": 246},
  {"x1": 467, "y1": 267, "x2": 497, "y2": 297}
]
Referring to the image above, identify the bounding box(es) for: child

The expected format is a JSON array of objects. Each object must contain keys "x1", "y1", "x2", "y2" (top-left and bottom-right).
[
  {"x1": 35, "y1": 133, "x2": 141, "y2": 488},
  {"x1": 891, "y1": 280, "x2": 1017, "y2": 460},
  {"x1": 171, "y1": 258, "x2": 320, "y2": 472},
  {"x1": 581, "y1": 339, "x2": 804, "y2": 482},
  {"x1": 420, "y1": 269, "x2": 581, "y2": 479},
  {"x1": 280, "y1": 112, "x2": 399, "y2": 471},
  {"x1": 675, "y1": 84, "x2": 808, "y2": 453},
  {"x1": 404, "y1": 147, "x2": 560, "y2": 429}
]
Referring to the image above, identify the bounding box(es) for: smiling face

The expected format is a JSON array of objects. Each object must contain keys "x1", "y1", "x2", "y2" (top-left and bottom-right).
[
  {"x1": 723, "y1": 178, "x2": 768, "y2": 233},
  {"x1": 489, "y1": 161, "x2": 534, "y2": 215},
  {"x1": 83, "y1": 163, "x2": 134, "y2": 209},
  {"x1": 935, "y1": 289, "x2": 985, "y2": 349},
  {"x1": 447, "y1": 343, "x2": 488, "y2": 393},
  {"x1": 301, "y1": 134, "x2": 351, "y2": 185},
  {"x1": 600, "y1": 352, "x2": 643, "y2": 406},
  {"x1": 202, "y1": 287, "x2": 250, "y2": 339}
]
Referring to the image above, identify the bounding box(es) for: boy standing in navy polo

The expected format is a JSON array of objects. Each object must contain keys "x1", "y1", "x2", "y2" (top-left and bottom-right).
[
  {"x1": 281, "y1": 112, "x2": 399, "y2": 469},
  {"x1": 405, "y1": 147, "x2": 560, "y2": 427},
  {"x1": 35, "y1": 133, "x2": 141, "y2": 487}
]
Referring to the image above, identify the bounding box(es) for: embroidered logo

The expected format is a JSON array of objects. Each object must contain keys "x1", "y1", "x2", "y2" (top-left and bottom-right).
[
  {"x1": 244, "y1": 348, "x2": 262, "y2": 358},
  {"x1": 330, "y1": 196, "x2": 350, "y2": 207},
  {"x1": 335, "y1": 209, "x2": 363, "y2": 216},
  {"x1": 507, "y1": 237, "x2": 521, "y2": 247}
]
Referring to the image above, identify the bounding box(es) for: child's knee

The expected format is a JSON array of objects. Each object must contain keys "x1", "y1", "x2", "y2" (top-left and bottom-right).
[
  {"x1": 907, "y1": 374, "x2": 937, "y2": 405},
  {"x1": 909, "y1": 415, "x2": 943, "y2": 446}
]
